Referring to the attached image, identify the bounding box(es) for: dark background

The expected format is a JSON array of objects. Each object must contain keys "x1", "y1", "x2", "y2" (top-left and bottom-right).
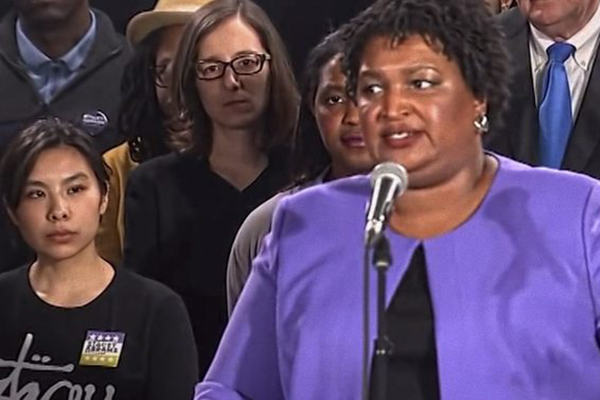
[{"x1": 0, "y1": 0, "x2": 374, "y2": 74}]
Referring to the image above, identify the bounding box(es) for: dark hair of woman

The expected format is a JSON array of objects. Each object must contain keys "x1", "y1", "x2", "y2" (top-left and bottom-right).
[
  {"x1": 172, "y1": 0, "x2": 300, "y2": 162},
  {"x1": 118, "y1": 30, "x2": 175, "y2": 163},
  {"x1": 343, "y1": 0, "x2": 510, "y2": 130},
  {"x1": 292, "y1": 29, "x2": 347, "y2": 184},
  {"x1": 0, "y1": 118, "x2": 110, "y2": 213}
]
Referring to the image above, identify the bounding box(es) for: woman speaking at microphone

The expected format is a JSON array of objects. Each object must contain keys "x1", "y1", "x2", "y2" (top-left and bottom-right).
[{"x1": 195, "y1": 0, "x2": 600, "y2": 398}]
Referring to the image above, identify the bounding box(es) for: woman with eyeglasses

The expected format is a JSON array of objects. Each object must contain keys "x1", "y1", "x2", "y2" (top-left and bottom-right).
[
  {"x1": 123, "y1": 0, "x2": 299, "y2": 377},
  {"x1": 226, "y1": 29, "x2": 376, "y2": 315},
  {"x1": 96, "y1": 0, "x2": 210, "y2": 267}
]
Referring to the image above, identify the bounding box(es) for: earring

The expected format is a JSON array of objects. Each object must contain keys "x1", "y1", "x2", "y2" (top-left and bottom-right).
[{"x1": 474, "y1": 113, "x2": 489, "y2": 133}]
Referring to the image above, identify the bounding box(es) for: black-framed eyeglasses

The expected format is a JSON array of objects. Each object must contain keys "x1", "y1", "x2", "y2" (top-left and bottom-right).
[
  {"x1": 194, "y1": 53, "x2": 271, "y2": 81},
  {"x1": 150, "y1": 63, "x2": 172, "y2": 88}
]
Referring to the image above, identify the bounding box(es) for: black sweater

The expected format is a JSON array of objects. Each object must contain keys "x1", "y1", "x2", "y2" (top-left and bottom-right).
[{"x1": 124, "y1": 151, "x2": 289, "y2": 377}]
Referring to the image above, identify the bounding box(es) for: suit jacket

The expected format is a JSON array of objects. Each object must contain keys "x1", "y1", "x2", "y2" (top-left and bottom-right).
[
  {"x1": 195, "y1": 155, "x2": 600, "y2": 400},
  {"x1": 484, "y1": 8, "x2": 600, "y2": 179}
]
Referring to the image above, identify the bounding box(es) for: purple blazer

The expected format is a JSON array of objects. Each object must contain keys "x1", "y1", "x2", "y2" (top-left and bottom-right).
[{"x1": 196, "y1": 156, "x2": 600, "y2": 399}]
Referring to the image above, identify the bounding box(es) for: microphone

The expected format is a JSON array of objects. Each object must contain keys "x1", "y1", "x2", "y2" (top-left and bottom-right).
[{"x1": 364, "y1": 162, "x2": 409, "y2": 246}]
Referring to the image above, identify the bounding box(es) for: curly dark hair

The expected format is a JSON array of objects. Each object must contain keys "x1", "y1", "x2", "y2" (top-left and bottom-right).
[
  {"x1": 117, "y1": 30, "x2": 171, "y2": 163},
  {"x1": 343, "y1": 0, "x2": 510, "y2": 130},
  {"x1": 292, "y1": 29, "x2": 347, "y2": 183}
]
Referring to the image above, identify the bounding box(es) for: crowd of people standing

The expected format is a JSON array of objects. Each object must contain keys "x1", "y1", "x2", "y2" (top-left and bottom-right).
[{"x1": 0, "y1": 0, "x2": 599, "y2": 399}]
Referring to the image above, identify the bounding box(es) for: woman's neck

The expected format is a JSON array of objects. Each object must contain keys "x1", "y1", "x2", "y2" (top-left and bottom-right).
[
  {"x1": 390, "y1": 153, "x2": 498, "y2": 239},
  {"x1": 209, "y1": 125, "x2": 268, "y2": 190},
  {"x1": 30, "y1": 243, "x2": 114, "y2": 308}
]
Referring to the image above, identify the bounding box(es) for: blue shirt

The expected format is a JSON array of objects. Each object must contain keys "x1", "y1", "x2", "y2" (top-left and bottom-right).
[{"x1": 16, "y1": 12, "x2": 97, "y2": 104}]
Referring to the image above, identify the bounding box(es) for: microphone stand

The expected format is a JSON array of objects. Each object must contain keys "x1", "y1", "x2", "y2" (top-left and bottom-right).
[{"x1": 363, "y1": 233, "x2": 393, "y2": 400}]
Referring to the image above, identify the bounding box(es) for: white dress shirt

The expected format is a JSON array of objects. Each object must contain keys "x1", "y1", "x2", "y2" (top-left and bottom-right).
[{"x1": 528, "y1": 3, "x2": 600, "y2": 119}]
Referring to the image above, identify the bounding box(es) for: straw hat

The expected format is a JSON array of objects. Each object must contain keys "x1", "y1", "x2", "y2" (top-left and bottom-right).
[{"x1": 126, "y1": 0, "x2": 212, "y2": 45}]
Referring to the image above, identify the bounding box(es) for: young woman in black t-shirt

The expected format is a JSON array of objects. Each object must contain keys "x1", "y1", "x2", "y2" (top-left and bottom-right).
[{"x1": 0, "y1": 118, "x2": 198, "y2": 400}]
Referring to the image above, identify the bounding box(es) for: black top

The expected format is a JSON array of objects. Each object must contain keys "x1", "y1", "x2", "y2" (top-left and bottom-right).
[
  {"x1": 124, "y1": 151, "x2": 289, "y2": 377},
  {"x1": 0, "y1": 265, "x2": 198, "y2": 399},
  {"x1": 371, "y1": 245, "x2": 441, "y2": 400}
]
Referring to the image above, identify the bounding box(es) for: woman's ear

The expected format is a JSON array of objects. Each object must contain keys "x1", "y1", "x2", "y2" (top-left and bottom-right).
[
  {"x1": 99, "y1": 184, "x2": 110, "y2": 216},
  {"x1": 6, "y1": 205, "x2": 19, "y2": 228},
  {"x1": 474, "y1": 97, "x2": 487, "y2": 117}
]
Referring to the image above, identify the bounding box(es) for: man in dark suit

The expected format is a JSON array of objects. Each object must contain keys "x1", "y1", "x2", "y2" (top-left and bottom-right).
[{"x1": 485, "y1": 0, "x2": 600, "y2": 178}]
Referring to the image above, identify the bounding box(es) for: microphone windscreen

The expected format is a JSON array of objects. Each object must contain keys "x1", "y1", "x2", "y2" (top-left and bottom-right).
[{"x1": 370, "y1": 162, "x2": 409, "y2": 195}]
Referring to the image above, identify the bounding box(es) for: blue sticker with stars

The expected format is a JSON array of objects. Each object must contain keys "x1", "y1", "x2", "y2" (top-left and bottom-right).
[{"x1": 79, "y1": 331, "x2": 125, "y2": 368}]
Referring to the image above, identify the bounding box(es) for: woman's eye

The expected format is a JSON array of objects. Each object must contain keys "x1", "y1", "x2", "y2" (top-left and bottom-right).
[
  {"x1": 412, "y1": 79, "x2": 435, "y2": 89},
  {"x1": 67, "y1": 185, "x2": 86, "y2": 195},
  {"x1": 326, "y1": 95, "x2": 345, "y2": 105},
  {"x1": 361, "y1": 84, "x2": 383, "y2": 96},
  {"x1": 25, "y1": 190, "x2": 44, "y2": 199}
]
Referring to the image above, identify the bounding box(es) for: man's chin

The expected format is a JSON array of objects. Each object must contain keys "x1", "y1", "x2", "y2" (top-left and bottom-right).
[{"x1": 23, "y1": 12, "x2": 67, "y2": 28}]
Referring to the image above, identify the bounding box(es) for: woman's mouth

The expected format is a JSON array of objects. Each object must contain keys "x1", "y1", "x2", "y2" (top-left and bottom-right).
[
  {"x1": 382, "y1": 130, "x2": 421, "y2": 148},
  {"x1": 341, "y1": 133, "x2": 366, "y2": 148},
  {"x1": 46, "y1": 230, "x2": 76, "y2": 243}
]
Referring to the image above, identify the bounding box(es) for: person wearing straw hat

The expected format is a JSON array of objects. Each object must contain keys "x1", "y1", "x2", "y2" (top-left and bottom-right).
[{"x1": 97, "y1": 0, "x2": 210, "y2": 266}]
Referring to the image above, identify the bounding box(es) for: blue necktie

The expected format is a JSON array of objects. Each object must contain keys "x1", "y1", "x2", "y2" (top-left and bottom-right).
[{"x1": 538, "y1": 42, "x2": 575, "y2": 168}]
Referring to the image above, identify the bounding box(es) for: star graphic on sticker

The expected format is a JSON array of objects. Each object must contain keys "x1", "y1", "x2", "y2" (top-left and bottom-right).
[
  {"x1": 113, "y1": 335, "x2": 119, "y2": 342},
  {"x1": 98, "y1": 335, "x2": 104, "y2": 341},
  {"x1": 90, "y1": 334, "x2": 96, "y2": 341}
]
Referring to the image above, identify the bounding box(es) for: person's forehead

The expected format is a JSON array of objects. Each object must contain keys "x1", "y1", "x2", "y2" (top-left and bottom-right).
[
  {"x1": 359, "y1": 35, "x2": 444, "y2": 65},
  {"x1": 196, "y1": 17, "x2": 265, "y2": 60},
  {"x1": 27, "y1": 147, "x2": 91, "y2": 180}
]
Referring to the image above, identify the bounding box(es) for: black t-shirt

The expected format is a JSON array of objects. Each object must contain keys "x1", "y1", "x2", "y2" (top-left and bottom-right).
[
  {"x1": 0, "y1": 265, "x2": 198, "y2": 399},
  {"x1": 370, "y1": 245, "x2": 441, "y2": 400}
]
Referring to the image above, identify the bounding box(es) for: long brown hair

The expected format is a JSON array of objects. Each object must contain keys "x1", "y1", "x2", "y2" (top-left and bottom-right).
[{"x1": 172, "y1": 0, "x2": 300, "y2": 161}]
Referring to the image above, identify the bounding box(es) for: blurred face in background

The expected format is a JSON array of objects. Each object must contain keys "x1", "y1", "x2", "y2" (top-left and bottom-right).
[
  {"x1": 154, "y1": 24, "x2": 186, "y2": 121},
  {"x1": 11, "y1": 146, "x2": 107, "y2": 264},
  {"x1": 12, "y1": 0, "x2": 88, "y2": 28},
  {"x1": 194, "y1": 16, "x2": 271, "y2": 133},
  {"x1": 516, "y1": 0, "x2": 599, "y2": 38},
  {"x1": 312, "y1": 55, "x2": 374, "y2": 178}
]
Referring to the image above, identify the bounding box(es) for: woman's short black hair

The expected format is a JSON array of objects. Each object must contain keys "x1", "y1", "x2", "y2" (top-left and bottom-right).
[
  {"x1": 343, "y1": 0, "x2": 510, "y2": 130},
  {"x1": 292, "y1": 29, "x2": 347, "y2": 183},
  {"x1": 0, "y1": 118, "x2": 110, "y2": 213}
]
